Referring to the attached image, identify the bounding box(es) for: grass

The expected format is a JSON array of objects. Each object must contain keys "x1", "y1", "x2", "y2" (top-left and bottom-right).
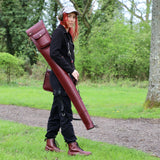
[
  {"x1": 0, "y1": 81, "x2": 160, "y2": 119},
  {"x1": 0, "y1": 120, "x2": 159, "y2": 160}
]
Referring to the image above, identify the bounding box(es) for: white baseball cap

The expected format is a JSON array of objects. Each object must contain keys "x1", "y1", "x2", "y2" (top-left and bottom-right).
[{"x1": 63, "y1": 6, "x2": 79, "y2": 15}]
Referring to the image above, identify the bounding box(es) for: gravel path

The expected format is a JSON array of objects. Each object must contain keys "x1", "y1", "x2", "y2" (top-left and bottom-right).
[{"x1": 0, "y1": 104, "x2": 160, "y2": 158}]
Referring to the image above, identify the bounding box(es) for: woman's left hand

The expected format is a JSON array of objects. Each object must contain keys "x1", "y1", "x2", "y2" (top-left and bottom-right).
[{"x1": 72, "y1": 70, "x2": 79, "y2": 81}]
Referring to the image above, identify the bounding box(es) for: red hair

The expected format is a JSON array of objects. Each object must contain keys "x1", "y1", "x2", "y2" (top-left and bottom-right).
[{"x1": 60, "y1": 12, "x2": 79, "y2": 41}]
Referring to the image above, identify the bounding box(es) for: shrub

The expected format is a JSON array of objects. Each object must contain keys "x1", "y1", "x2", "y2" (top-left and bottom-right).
[{"x1": 0, "y1": 52, "x2": 24, "y2": 83}]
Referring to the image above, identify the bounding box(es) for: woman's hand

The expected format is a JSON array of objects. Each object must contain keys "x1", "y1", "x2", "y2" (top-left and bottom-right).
[{"x1": 72, "y1": 70, "x2": 79, "y2": 81}]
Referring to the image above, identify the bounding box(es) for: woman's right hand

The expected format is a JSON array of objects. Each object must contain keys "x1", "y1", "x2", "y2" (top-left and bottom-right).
[{"x1": 72, "y1": 70, "x2": 79, "y2": 81}]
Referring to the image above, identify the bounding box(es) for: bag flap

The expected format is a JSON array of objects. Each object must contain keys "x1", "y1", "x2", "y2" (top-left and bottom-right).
[
  {"x1": 32, "y1": 28, "x2": 46, "y2": 40},
  {"x1": 26, "y1": 20, "x2": 44, "y2": 37}
]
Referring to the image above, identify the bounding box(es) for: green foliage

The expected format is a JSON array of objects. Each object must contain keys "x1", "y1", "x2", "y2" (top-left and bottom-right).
[
  {"x1": 0, "y1": 0, "x2": 60, "y2": 65},
  {"x1": 76, "y1": 18, "x2": 151, "y2": 81},
  {"x1": 31, "y1": 54, "x2": 48, "y2": 80},
  {"x1": 43, "y1": 0, "x2": 59, "y2": 34},
  {"x1": 77, "y1": 0, "x2": 119, "y2": 47},
  {"x1": 0, "y1": 0, "x2": 46, "y2": 64},
  {"x1": 0, "y1": 27, "x2": 6, "y2": 52},
  {"x1": 0, "y1": 52, "x2": 24, "y2": 83},
  {"x1": 0, "y1": 0, "x2": 151, "y2": 82}
]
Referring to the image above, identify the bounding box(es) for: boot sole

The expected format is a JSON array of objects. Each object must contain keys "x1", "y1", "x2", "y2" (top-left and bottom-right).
[
  {"x1": 68, "y1": 151, "x2": 91, "y2": 156},
  {"x1": 45, "y1": 146, "x2": 60, "y2": 152}
]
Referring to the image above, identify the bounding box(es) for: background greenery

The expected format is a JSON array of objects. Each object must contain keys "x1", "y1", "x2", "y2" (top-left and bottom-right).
[{"x1": 0, "y1": 0, "x2": 151, "y2": 83}]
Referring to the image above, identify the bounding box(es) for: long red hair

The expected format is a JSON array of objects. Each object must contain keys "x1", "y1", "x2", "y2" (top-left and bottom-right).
[{"x1": 60, "y1": 12, "x2": 79, "y2": 41}]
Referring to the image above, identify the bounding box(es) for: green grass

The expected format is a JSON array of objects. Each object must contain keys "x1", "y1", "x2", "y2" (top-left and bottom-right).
[
  {"x1": 0, "y1": 120, "x2": 159, "y2": 160},
  {"x1": 0, "y1": 85, "x2": 53, "y2": 109},
  {"x1": 0, "y1": 82, "x2": 160, "y2": 119}
]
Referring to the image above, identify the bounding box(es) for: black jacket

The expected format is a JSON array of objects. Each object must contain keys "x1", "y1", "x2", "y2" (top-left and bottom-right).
[{"x1": 50, "y1": 25, "x2": 75, "y2": 74}]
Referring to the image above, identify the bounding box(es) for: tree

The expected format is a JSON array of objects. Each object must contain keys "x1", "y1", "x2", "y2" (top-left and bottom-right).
[
  {"x1": 43, "y1": 0, "x2": 59, "y2": 33},
  {"x1": 56, "y1": 0, "x2": 118, "y2": 46},
  {"x1": 144, "y1": 0, "x2": 160, "y2": 108},
  {"x1": 0, "y1": 0, "x2": 45, "y2": 64},
  {"x1": 0, "y1": 0, "x2": 61, "y2": 65},
  {"x1": 130, "y1": 0, "x2": 135, "y2": 29},
  {"x1": 119, "y1": 0, "x2": 152, "y2": 23}
]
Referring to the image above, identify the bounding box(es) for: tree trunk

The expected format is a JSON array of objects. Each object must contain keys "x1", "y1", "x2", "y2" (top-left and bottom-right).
[
  {"x1": 6, "y1": 25, "x2": 15, "y2": 55},
  {"x1": 52, "y1": 2, "x2": 58, "y2": 31},
  {"x1": 146, "y1": 0, "x2": 151, "y2": 22},
  {"x1": 130, "y1": 0, "x2": 134, "y2": 30},
  {"x1": 144, "y1": 0, "x2": 160, "y2": 108}
]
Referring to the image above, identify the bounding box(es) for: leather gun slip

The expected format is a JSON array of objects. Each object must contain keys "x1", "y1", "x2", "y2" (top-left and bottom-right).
[{"x1": 26, "y1": 20, "x2": 94, "y2": 130}]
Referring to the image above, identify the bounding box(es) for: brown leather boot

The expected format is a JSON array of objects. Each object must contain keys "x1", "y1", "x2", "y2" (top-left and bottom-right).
[
  {"x1": 68, "y1": 142, "x2": 91, "y2": 156},
  {"x1": 45, "y1": 138, "x2": 61, "y2": 152}
]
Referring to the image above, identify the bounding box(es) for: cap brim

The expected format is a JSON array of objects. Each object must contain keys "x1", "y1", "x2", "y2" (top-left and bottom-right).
[{"x1": 63, "y1": 7, "x2": 79, "y2": 15}]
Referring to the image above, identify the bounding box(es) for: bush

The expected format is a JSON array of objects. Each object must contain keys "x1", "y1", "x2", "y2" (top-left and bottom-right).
[{"x1": 0, "y1": 52, "x2": 24, "y2": 83}]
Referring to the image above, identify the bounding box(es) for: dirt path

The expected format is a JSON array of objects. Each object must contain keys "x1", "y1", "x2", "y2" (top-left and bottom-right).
[{"x1": 0, "y1": 104, "x2": 160, "y2": 158}]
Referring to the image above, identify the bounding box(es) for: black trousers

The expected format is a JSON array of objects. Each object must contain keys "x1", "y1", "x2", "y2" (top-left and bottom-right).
[{"x1": 45, "y1": 71, "x2": 77, "y2": 143}]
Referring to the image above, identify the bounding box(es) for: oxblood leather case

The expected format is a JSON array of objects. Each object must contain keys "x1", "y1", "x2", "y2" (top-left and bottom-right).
[
  {"x1": 43, "y1": 69, "x2": 53, "y2": 92},
  {"x1": 26, "y1": 20, "x2": 51, "y2": 49},
  {"x1": 32, "y1": 28, "x2": 51, "y2": 48},
  {"x1": 26, "y1": 20, "x2": 94, "y2": 130}
]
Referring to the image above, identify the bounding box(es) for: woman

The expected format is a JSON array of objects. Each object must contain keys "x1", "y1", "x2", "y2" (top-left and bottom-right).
[{"x1": 45, "y1": 6, "x2": 91, "y2": 156}]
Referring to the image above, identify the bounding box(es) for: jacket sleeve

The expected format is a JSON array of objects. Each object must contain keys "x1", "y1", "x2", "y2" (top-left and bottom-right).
[{"x1": 50, "y1": 29, "x2": 74, "y2": 74}]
